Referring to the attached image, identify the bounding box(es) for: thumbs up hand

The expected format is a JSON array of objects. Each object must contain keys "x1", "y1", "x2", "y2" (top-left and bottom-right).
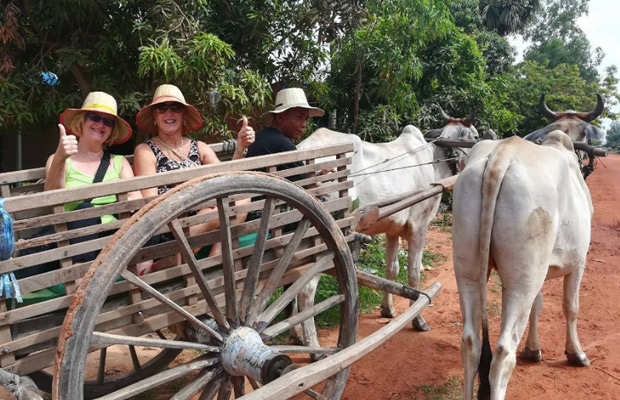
[
  {"x1": 237, "y1": 116, "x2": 255, "y2": 153},
  {"x1": 56, "y1": 124, "x2": 79, "y2": 160}
]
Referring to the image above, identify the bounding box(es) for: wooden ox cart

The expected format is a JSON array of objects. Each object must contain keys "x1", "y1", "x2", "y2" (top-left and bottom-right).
[{"x1": 0, "y1": 141, "x2": 446, "y2": 400}]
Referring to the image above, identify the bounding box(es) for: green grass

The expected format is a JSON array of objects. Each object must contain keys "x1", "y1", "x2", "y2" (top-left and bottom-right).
[
  {"x1": 408, "y1": 376, "x2": 463, "y2": 400},
  {"x1": 313, "y1": 235, "x2": 444, "y2": 327}
]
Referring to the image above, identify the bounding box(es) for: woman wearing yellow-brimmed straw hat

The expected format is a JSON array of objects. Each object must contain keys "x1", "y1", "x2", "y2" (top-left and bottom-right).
[
  {"x1": 132, "y1": 84, "x2": 255, "y2": 268},
  {"x1": 45, "y1": 91, "x2": 140, "y2": 217}
]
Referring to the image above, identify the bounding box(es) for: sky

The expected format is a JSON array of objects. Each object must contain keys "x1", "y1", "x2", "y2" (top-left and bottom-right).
[{"x1": 510, "y1": 0, "x2": 619, "y2": 130}]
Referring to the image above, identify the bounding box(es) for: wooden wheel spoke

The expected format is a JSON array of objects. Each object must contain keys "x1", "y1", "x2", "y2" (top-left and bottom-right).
[
  {"x1": 303, "y1": 388, "x2": 328, "y2": 400},
  {"x1": 256, "y1": 254, "x2": 334, "y2": 332},
  {"x1": 129, "y1": 345, "x2": 142, "y2": 372},
  {"x1": 97, "y1": 347, "x2": 107, "y2": 384},
  {"x1": 95, "y1": 356, "x2": 219, "y2": 400},
  {"x1": 197, "y1": 369, "x2": 223, "y2": 400},
  {"x1": 261, "y1": 294, "x2": 345, "y2": 340},
  {"x1": 217, "y1": 374, "x2": 233, "y2": 400},
  {"x1": 247, "y1": 376, "x2": 260, "y2": 390},
  {"x1": 217, "y1": 196, "x2": 239, "y2": 326},
  {"x1": 169, "y1": 219, "x2": 230, "y2": 331},
  {"x1": 248, "y1": 218, "x2": 312, "y2": 325},
  {"x1": 232, "y1": 376, "x2": 245, "y2": 397},
  {"x1": 170, "y1": 367, "x2": 221, "y2": 400},
  {"x1": 240, "y1": 196, "x2": 276, "y2": 324},
  {"x1": 120, "y1": 270, "x2": 224, "y2": 343},
  {"x1": 91, "y1": 331, "x2": 220, "y2": 352}
]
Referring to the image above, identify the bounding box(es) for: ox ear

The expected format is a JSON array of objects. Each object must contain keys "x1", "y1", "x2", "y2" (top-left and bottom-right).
[
  {"x1": 425, "y1": 128, "x2": 443, "y2": 139},
  {"x1": 584, "y1": 124, "x2": 605, "y2": 142},
  {"x1": 524, "y1": 126, "x2": 552, "y2": 143}
]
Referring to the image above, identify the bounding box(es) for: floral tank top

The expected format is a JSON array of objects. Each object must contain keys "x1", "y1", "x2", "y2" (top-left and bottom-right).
[{"x1": 146, "y1": 140, "x2": 201, "y2": 195}]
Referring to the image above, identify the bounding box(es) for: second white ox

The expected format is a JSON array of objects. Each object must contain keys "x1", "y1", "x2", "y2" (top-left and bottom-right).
[
  {"x1": 452, "y1": 132, "x2": 592, "y2": 400},
  {"x1": 298, "y1": 119, "x2": 477, "y2": 333}
]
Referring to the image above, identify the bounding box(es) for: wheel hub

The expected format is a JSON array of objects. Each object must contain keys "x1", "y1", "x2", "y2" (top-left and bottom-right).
[{"x1": 221, "y1": 327, "x2": 292, "y2": 384}]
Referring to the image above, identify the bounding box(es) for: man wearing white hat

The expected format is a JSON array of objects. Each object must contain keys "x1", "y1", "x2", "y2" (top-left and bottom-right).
[{"x1": 247, "y1": 87, "x2": 324, "y2": 181}]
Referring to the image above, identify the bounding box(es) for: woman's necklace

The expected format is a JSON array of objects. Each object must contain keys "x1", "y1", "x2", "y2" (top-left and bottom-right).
[{"x1": 156, "y1": 137, "x2": 187, "y2": 161}]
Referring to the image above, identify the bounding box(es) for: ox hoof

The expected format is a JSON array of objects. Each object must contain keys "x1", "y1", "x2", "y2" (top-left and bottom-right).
[
  {"x1": 380, "y1": 306, "x2": 398, "y2": 319},
  {"x1": 412, "y1": 316, "x2": 430, "y2": 332},
  {"x1": 565, "y1": 351, "x2": 590, "y2": 367},
  {"x1": 520, "y1": 347, "x2": 542, "y2": 362}
]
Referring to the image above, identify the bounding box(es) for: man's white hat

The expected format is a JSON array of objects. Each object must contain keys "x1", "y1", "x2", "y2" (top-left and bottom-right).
[{"x1": 261, "y1": 88, "x2": 324, "y2": 126}]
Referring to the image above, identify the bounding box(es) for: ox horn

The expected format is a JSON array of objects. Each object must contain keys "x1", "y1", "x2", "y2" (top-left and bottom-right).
[
  {"x1": 464, "y1": 109, "x2": 476, "y2": 125},
  {"x1": 437, "y1": 105, "x2": 450, "y2": 123},
  {"x1": 539, "y1": 94, "x2": 557, "y2": 120},
  {"x1": 582, "y1": 93, "x2": 605, "y2": 122}
]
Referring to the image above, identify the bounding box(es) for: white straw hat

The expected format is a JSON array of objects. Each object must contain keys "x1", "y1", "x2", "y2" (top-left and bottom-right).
[
  {"x1": 261, "y1": 88, "x2": 324, "y2": 126},
  {"x1": 59, "y1": 91, "x2": 132, "y2": 145},
  {"x1": 136, "y1": 84, "x2": 203, "y2": 135}
]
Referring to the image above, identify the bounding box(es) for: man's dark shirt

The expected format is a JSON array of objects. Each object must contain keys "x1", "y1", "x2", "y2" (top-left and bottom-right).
[{"x1": 246, "y1": 126, "x2": 307, "y2": 182}]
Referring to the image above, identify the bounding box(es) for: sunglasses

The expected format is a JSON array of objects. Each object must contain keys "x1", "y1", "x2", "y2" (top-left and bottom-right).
[
  {"x1": 153, "y1": 102, "x2": 186, "y2": 114},
  {"x1": 86, "y1": 112, "x2": 116, "y2": 128}
]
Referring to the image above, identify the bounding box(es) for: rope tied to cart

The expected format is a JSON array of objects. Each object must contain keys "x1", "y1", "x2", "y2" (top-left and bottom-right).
[{"x1": 0, "y1": 198, "x2": 22, "y2": 303}]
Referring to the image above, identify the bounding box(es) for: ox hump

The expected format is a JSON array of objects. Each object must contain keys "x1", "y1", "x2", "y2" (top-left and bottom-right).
[{"x1": 541, "y1": 130, "x2": 575, "y2": 153}]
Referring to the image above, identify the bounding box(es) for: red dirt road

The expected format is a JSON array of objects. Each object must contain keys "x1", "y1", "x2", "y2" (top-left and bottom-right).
[{"x1": 338, "y1": 153, "x2": 620, "y2": 399}]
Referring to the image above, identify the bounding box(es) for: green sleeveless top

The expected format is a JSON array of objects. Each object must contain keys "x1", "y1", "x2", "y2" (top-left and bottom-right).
[{"x1": 63, "y1": 155, "x2": 123, "y2": 224}]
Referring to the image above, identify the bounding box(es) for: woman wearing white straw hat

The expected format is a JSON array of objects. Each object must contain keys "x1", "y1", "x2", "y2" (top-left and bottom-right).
[
  {"x1": 247, "y1": 87, "x2": 323, "y2": 182},
  {"x1": 133, "y1": 84, "x2": 254, "y2": 264},
  {"x1": 45, "y1": 91, "x2": 139, "y2": 211}
]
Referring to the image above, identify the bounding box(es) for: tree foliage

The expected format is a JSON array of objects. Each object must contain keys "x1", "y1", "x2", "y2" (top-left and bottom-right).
[{"x1": 0, "y1": 0, "x2": 618, "y2": 149}]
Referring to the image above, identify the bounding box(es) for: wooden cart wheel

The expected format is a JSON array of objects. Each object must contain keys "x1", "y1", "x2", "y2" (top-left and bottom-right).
[{"x1": 53, "y1": 172, "x2": 358, "y2": 400}]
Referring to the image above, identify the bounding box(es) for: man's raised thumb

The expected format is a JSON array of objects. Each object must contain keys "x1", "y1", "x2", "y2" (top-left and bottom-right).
[
  {"x1": 241, "y1": 116, "x2": 248, "y2": 129},
  {"x1": 58, "y1": 124, "x2": 66, "y2": 137}
]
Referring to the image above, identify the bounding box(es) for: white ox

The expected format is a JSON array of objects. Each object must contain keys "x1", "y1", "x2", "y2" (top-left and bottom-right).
[
  {"x1": 452, "y1": 131, "x2": 592, "y2": 400},
  {"x1": 297, "y1": 115, "x2": 478, "y2": 338}
]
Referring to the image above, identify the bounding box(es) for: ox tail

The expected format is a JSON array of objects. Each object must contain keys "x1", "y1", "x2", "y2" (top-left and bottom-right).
[{"x1": 477, "y1": 143, "x2": 513, "y2": 400}]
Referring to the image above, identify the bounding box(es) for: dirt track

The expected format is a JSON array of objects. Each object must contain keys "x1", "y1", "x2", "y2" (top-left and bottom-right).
[{"x1": 338, "y1": 153, "x2": 620, "y2": 399}]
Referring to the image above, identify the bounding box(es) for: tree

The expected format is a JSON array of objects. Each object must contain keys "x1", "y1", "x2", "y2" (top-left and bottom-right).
[
  {"x1": 524, "y1": 0, "x2": 601, "y2": 83},
  {"x1": 479, "y1": 0, "x2": 543, "y2": 36},
  {"x1": 0, "y1": 0, "x2": 270, "y2": 143},
  {"x1": 606, "y1": 121, "x2": 620, "y2": 149}
]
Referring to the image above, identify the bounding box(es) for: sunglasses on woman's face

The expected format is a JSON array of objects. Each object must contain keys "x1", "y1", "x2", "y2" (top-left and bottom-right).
[
  {"x1": 153, "y1": 102, "x2": 186, "y2": 114},
  {"x1": 86, "y1": 112, "x2": 116, "y2": 128}
]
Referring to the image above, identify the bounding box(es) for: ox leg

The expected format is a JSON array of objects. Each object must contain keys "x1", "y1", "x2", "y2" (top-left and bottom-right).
[
  {"x1": 521, "y1": 291, "x2": 543, "y2": 362},
  {"x1": 380, "y1": 234, "x2": 399, "y2": 318},
  {"x1": 563, "y1": 270, "x2": 589, "y2": 367},
  {"x1": 298, "y1": 275, "x2": 325, "y2": 362},
  {"x1": 407, "y1": 230, "x2": 430, "y2": 331},
  {"x1": 456, "y1": 279, "x2": 482, "y2": 400},
  {"x1": 489, "y1": 290, "x2": 536, "y2": 400}
]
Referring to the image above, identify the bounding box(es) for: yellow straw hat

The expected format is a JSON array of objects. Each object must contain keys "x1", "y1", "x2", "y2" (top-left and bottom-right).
[
  {"x1": 59, "y1": 91, "x2": 132, "y2": 145},
  {"x1": 136, "y1": 84, "x2": 203, "y2": 135},
  {"x1": 261, "y1": 88, "x2": 324, "y2": 126}
]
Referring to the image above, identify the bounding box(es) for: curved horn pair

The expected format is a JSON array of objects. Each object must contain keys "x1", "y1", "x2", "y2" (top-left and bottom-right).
[
  {"x1": 539, "y1": 93, "x2": 604, "y2": 122},
  {"x1": 437, "y1": 106, "x2": 476, "y2": 125}
]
